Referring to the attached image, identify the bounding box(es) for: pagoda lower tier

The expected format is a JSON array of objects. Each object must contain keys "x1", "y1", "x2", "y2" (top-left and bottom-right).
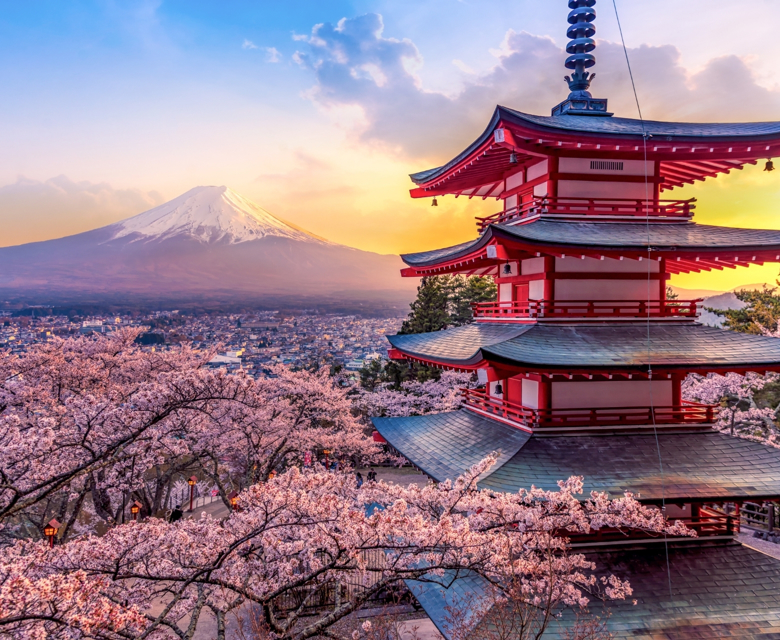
[
  {"x1": 407, "y1": 543, "x2": 780, "y2": 639},
  {"x1": 374, "y1": 411, "x2": 780, "y2": 638}
]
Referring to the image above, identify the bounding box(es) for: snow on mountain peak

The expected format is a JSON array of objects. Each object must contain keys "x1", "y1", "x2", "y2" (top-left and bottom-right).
[{"x1": 107, "y1": 186, "x2": 325, "y2": 245}]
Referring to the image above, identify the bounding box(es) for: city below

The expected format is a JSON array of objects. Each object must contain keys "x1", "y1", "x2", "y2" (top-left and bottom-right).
[{"x1": 0, "y1": 309, "x2": 401, "y2": 374}]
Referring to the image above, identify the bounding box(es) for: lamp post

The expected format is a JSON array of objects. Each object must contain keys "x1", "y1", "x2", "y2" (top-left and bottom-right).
[
  {"x1": 228, "y1": 490, "x2": 239, "y2": 512},
  {"x1": 44, "y1": 519, "x2": 60, "y2": 548},
  {"x1": 188, "y1": 475, "x2": 197, "y2": 512},
  {"x1": 323, "y1": 449, "x2": 331, "y2": 470},
  {"x1": 130, "y1": 500, "x2": 142, "y2": 521}
]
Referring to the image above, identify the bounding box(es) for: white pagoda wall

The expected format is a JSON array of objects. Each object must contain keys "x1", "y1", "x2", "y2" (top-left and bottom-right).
[
  {"x1": 550, "y1": 380, "x2": 673, "y2": 409},
  {"x1": 554, "y1": 256, "x2": 661, "y2": 301}
]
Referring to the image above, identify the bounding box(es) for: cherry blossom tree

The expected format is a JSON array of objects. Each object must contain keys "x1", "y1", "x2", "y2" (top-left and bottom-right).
[
  {"x1": 354, "y1": 370, "x2": 473, "y2": 418},
  {"x1": 683, "y1": 372, "x2": 778, "y2": 440},
  {"x1": 0, "y1": 332, "x2": 374, "y2": 540},
  {"x1": 0, "y1": 458, "x2": 687, "y2": 640}
]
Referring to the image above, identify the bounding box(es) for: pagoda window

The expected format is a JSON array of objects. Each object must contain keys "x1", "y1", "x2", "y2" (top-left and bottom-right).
[
  {"x1": 550, "y1": 380, "x2": 673, "y2": 410},
  {"x1": 559, "y1": 158, "x2": 654, "y2": 176}
]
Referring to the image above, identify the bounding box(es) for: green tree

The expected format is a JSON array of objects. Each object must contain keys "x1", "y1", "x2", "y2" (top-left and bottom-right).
[
  {"x1": 399, "y1": 277, "x2": 449, "y2": 335},
  {"x1": 399, "y1": 275, "x2": 497, "y2": 335},
  {"x1": 447, "y1": 275, "x2": 498, "y2": 326},
  {"x1": 711, "y1": 285, "x2": 780, "y2": 335}
]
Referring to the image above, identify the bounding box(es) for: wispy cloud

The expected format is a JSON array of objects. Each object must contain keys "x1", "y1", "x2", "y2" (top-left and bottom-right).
[
  {"x1": 242, "y1": 39, "x2": 258, "y2": 50},
  {"x1": 294, "y1": 14, "x2": 780, "y2": 160},
  {"x1": 265, "y1": 47, "x2": 281, "y2": 63}
]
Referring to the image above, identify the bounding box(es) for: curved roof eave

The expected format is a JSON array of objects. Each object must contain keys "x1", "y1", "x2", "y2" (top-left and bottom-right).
[{"x1": 410, "y1": 105, "x2": 780, "y2": 188}]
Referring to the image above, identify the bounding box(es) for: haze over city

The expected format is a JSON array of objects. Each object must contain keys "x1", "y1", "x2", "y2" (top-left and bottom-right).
[{"x1": 2, "y1": 0, "x2": 780, "y2": 292}]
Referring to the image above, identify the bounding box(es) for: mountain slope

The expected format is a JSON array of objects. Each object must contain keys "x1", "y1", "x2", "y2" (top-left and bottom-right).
[{"x1": 0, "y1": 186, "x2": 415, "y2": 301}]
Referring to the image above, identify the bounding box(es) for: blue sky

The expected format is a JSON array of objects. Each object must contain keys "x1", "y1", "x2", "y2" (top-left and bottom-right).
[{"x1": 2, "y1": 0, "x2": 780, "y2": 290}]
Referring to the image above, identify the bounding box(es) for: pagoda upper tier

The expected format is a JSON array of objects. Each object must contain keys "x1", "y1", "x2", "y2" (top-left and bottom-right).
[{"x1": 410, "y1": 105, "x2": 780, "y2": 198}]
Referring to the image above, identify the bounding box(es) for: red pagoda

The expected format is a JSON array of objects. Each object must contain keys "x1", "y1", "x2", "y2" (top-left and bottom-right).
[{"x1": 373, "y1": 1, "x2": 780, "y2": 636}]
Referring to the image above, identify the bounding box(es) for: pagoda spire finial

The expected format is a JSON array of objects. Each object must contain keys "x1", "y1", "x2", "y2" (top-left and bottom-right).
[{"x1": 552, "y1": 0, "x2": 613, "y2": 117}]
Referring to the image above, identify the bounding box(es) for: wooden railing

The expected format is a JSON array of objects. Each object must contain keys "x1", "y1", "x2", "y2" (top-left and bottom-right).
[
  {"x1": 567, "y1": 510, "x2": 737, "y2": 546},
  {"x1": 461, "y1": 388, "x2": 719, "y2": 429},
  {"x1": 472, "y1": 299, "x2": 701, "y2": 320},
  {"x1": 476, "y1": 196, "x2": 696, "y2": 231}
]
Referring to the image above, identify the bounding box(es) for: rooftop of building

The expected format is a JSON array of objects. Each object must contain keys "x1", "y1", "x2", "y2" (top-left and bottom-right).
[
  {"x1": 374, "y1": 409, "x2": 780, "y2": 503},
  {"x1": 401, "y1": 219, "x2": 780, "y2": 276},
  {"x1": 387, "y1": 322, "x2": 780, "y2": 373},
  {"x1": 408, "y1": 543, "x2": 780, "y2": 639}
]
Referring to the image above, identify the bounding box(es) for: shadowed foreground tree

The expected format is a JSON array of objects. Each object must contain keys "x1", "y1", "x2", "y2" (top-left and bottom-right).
[
  {"x1": 0, "y1": 333, "x2": 687, "y2": 639},
  {"x1": 0, "y1": 460, "x2": 687, "y2": 639}
]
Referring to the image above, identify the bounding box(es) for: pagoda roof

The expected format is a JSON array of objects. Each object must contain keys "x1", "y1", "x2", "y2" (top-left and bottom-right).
[
  {"x1": 388, "y1": 323, "x2": 780, "y2": 374},
  {"x1": 410, "y1": 106, "x2": 780, "y2": 196},
  {"x1": 387, "y1": 323, "x2": 531, "y2": 368},
  {"x1": 410, "y1": 544, "x2": 780, "y2": 640},
  {"x1": 401, "y1": 219, "x2": 780, "y2": 275},
  {"x1": 372, "y1": 410, "x2": 530, "y2": 483},
  {"x1": 373, "y1": 410, "x2": 780, "y2": 502}
]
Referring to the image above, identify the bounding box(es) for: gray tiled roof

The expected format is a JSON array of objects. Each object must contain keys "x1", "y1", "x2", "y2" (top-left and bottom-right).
[
  {"x1": 372, "y1": 411, "x2": 531, "y2": 483},
  {"x1": 413, "y1": 544, "x2": 780, "y2": 639},
  {"x1": 480, "y1": 430, "x2": 780, "y2": 502},
  {"x1": 411, "y1": 105, "x2": 780, "y2": 185},
  {"x1": 482, "y1": 323, "x2": 780, "y2": 370},
  {"x1": 401, "y1": 220, "x2": 780, "y2": 267},
  {"x1": 389, "y1": 322, "x2": 780, "y2": 370},
  {"x1": 375, "y1": 410, "x2": 780, "y2": 502},
  {"x1": 387, "y1": 323, "x2": 531, "y2": 366}
]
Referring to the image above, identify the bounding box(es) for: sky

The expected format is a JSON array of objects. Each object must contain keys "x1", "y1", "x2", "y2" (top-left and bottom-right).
[{"x1": 2, "y1": 0, "x2": 780, "y2": 292}]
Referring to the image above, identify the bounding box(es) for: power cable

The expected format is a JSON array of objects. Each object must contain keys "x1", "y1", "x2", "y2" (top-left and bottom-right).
[{"x1": 611, "y1": 0, "x2": 674, "y2": 601}]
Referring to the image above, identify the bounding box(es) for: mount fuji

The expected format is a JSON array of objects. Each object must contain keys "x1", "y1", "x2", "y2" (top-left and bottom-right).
[{"x1": 0, "y1": 186, "x2": 416, "y2": 304}]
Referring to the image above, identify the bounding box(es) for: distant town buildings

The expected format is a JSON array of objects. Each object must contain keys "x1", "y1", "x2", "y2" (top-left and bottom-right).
[{"x1": 0, "y1": 310, "x2": 402, "y2": 375}]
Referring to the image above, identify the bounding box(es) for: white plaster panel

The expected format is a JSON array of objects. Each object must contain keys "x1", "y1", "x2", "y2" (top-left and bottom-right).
[
  {"x1": 522, "y1": 379, "x2": 539, "y2": 410},
  {"x1": 534, "y1": 183, "x2": 549, "y2": 197},
  {"x1": 506, "y1": 171, "x2": 524, "y2": 191},
  {"x1": 555, "y1": 255, "x2": 659, "y2": 273},
  {"x1": 505, "y1": 194, "x2": 518, "y2": 210},
  {"x1": 558, "y1": 158, "x2": 655, "y2": 176},
  {"x1": 557, "y1": 180, "x2": 653, "y2": 199},
  {"x1": 551, "y1": 380, "x2": 672, "y2": 409},
  {"x1": 554, "y1": 279, "x2": 660, "y2": 301},
  {"x1": 529, "y1": 280, "x2": 545, "y2": 300},
  {"x1": 499, "y1": 283, "x2": 513, "y2": 303},
  {"x1": 521, "y1": 257, "x2": 545, "y2": 275},
  {"x1": 527, "y1": 160, "x2": 549, "y2": 182}
]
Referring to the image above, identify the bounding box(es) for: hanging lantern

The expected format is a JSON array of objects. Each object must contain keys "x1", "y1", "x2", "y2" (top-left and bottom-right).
[
  {"x1": 494, "y1": 381, "x2": 504, "y2": 395},
  {"x1": 503, "y1": 263, "x2": 513, "y2": 275},
  {"x1": 509, "y1": 151, "x2": 519, "y2": 164},
  {"x1": 765, "y1": 160, "x2": 775, "y2": 172},
  {"x1": 431, "y1": 197, "x2": 438, "y2": 207}
]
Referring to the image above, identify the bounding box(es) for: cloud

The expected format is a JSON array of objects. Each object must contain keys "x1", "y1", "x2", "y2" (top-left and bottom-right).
[
  {"x1": 295, "y1": 14, "x2": 780, "y2": 162},
  {"x1": 242, "y1": 39, "x2": 258, "y2": 50},
  {"x1": 265, "y1": 47, "x2": 281, "y2": 63},
  {"x1": 0, "y1": 176, "x2": 164, "y2": 248}
]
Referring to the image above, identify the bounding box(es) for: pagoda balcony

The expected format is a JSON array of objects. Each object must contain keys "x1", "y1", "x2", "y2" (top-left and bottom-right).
[
  {"x1": 461, "y1": 388, "x2": 718, "y2": 432},
  {"x1": 471, "y1": 299, "x2": 701, "y2": 321},
  {"x1": 475, "y1": 196, "x2": 696, "y2": 232},
  {"x1": 567, "y1": 508, "x2": 738, "y2": 547}
]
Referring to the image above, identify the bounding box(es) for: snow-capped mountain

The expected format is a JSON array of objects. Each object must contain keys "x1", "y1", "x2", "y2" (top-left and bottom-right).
[
  {"x1": 0, "y1": 187, "x2": 415, "y2": 302},
  {"x1": 107, "y1": 186, "x2": 325, "y2": 245}
]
